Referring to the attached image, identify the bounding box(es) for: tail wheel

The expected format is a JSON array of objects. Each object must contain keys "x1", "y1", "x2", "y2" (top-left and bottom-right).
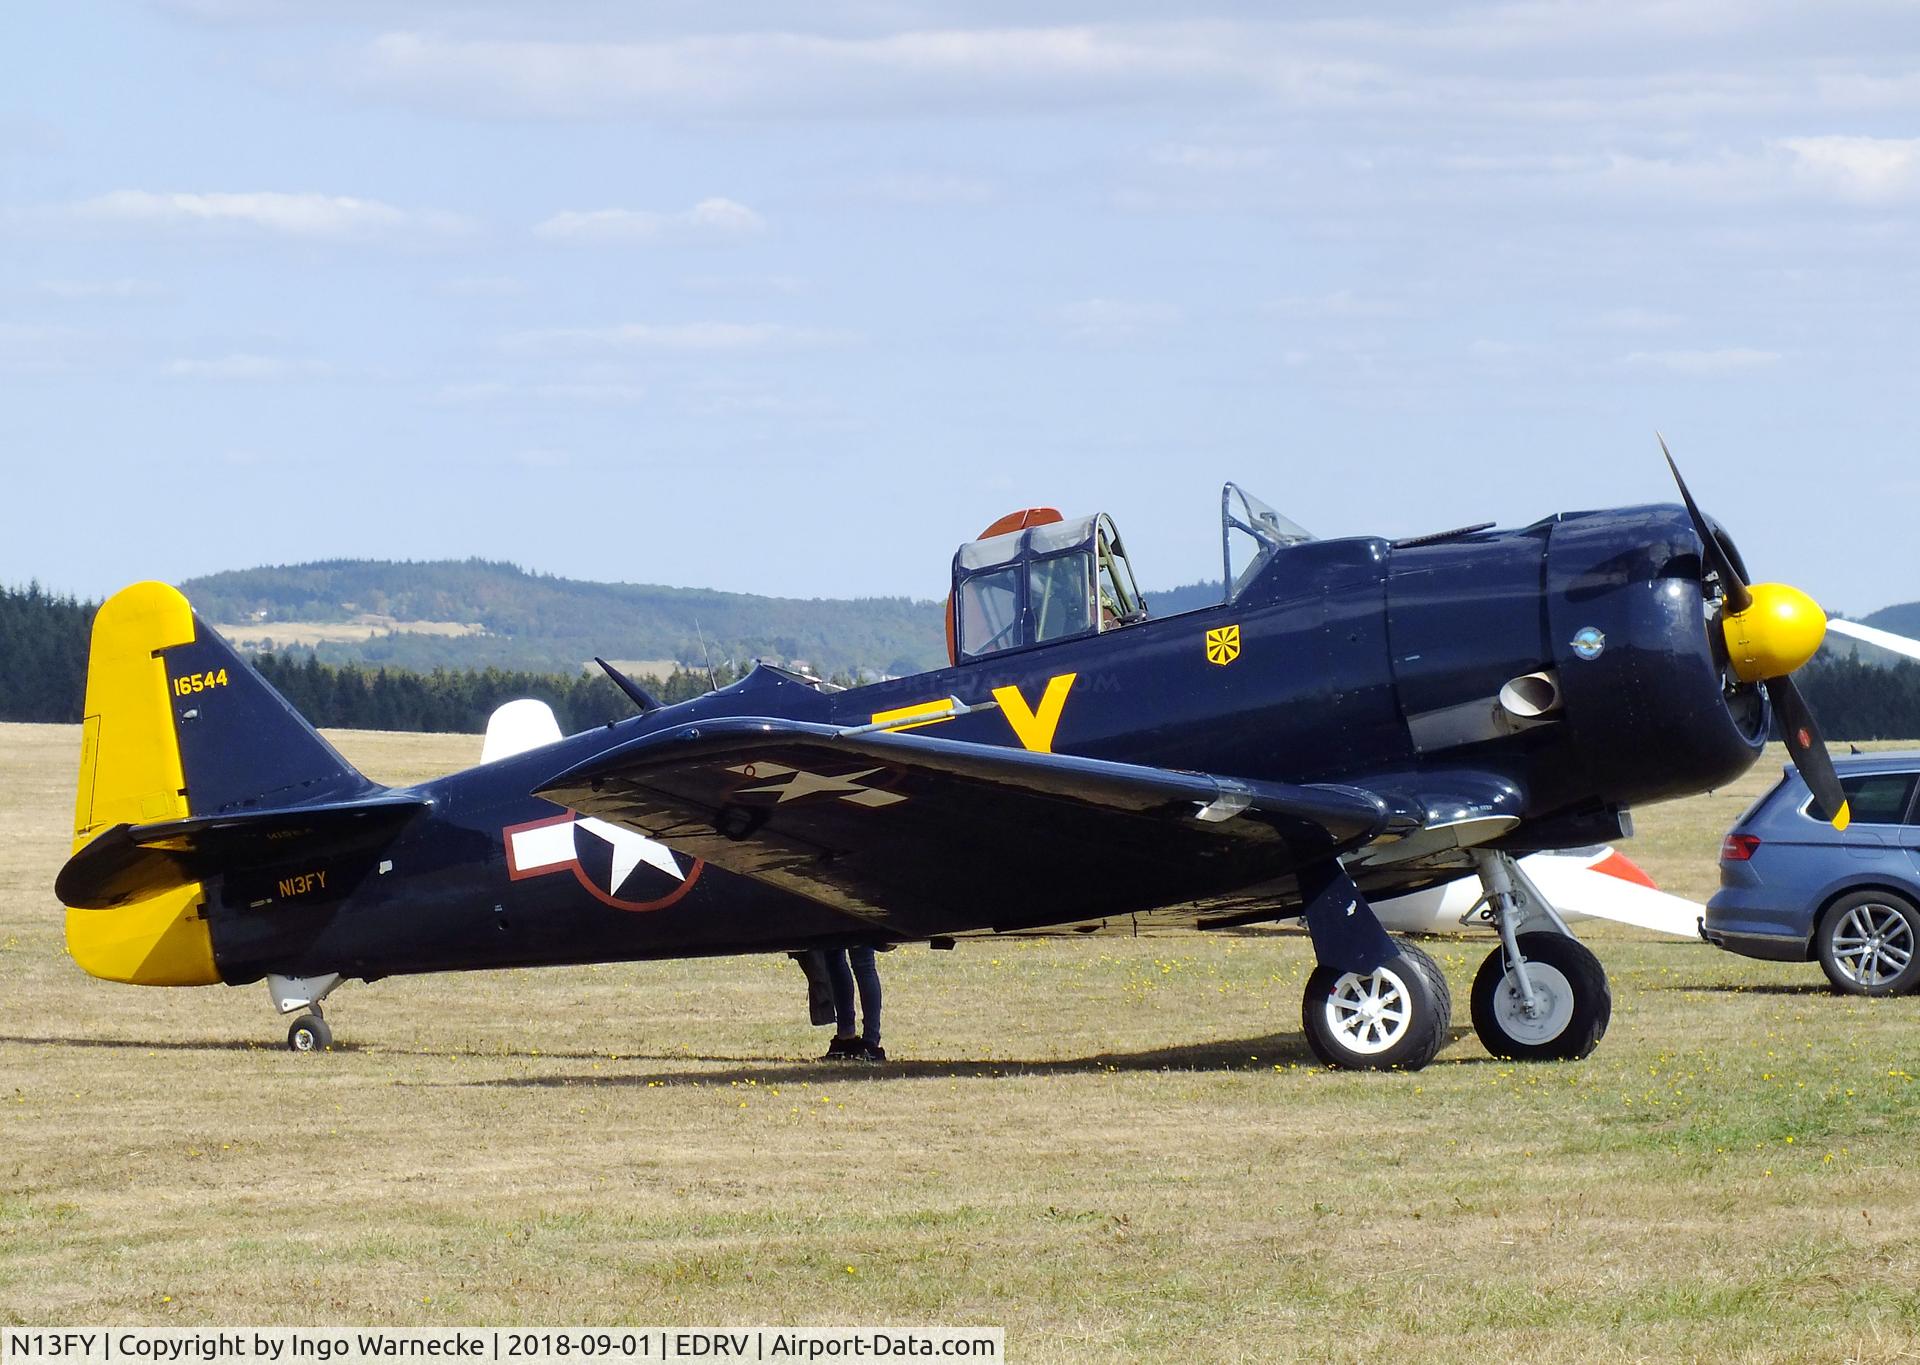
[
  {"x1": 1470, "y1": 932, "x2": 1610, "y2": 1061},
  {"x1": 287, "y1": 1015, "x2": 333, "y2": 1053},
  {"x1": 1816, "y1": 891, "x2": 1920, "y2": 997},
  {"x1": 1301, "y1": 953, "x2": 1449, "y2": 1072}
]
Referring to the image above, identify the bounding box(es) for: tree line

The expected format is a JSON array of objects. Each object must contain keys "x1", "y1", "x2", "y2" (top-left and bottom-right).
[{"x1": 7, "y1": 582, "x2": 1920, "y2": 739}]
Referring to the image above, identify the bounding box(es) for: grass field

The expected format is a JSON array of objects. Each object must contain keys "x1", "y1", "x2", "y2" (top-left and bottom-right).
[{"x1": 2, "y1": 723, "x2": 1916, "y2": 1361}]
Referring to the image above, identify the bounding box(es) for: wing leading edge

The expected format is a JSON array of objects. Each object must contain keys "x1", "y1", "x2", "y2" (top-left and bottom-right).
[{"x1": 538, "y1": 717, "x2": 1392, "y2": 934}]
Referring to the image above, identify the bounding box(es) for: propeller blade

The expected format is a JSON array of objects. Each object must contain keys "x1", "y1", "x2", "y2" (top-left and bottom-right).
[
  {"x1": 1765, "y1": 673, "x2": 1850, "y2": 830},
  {"x1": 1827, "y1": 617, "x2": 1920, "y2": 663},
  {"x1": 1659, "y1": 434, "x2": 1754, "y2": 615}
]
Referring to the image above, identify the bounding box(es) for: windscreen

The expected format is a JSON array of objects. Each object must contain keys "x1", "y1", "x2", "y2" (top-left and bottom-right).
[
  {"x1": 1222, "y1": 482, "x2": 1314, "y2": 598},
  {"x1": 958, "y1": 566, "x2": 1022, "y2": 658}
]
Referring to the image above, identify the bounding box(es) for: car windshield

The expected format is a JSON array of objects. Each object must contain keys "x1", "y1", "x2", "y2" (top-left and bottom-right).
[{"x1": 1222, "y1": 482, "x2": 1314, "y2": 597}]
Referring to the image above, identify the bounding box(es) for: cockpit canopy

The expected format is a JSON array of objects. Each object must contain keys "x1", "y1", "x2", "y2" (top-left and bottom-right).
[
  {"x1": 948, "y1": 510, "x2": 1146, "y2": 662},
  {"x1": 944, "y1": 485, "x2": 1315, "y2": 663}
]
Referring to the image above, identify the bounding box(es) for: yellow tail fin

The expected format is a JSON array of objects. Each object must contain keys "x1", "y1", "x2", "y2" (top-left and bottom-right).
[{"x1": 65, "y1": 582, "x2": 218, "y2": 986}]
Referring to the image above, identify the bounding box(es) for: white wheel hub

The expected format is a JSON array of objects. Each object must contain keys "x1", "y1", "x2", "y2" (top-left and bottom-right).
[
  {"x1": 1322, "y1": 965, "x2": 1416, "y2": 1055},
  {"x1": 1490, "y1": 960, "x2": 1574, "y2": 1045}
]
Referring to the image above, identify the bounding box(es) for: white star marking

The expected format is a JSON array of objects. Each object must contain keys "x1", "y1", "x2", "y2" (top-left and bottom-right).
[
  {"x1": 510, "y1": 817, "x2": 684, "y2": 896},
  {"x1": 577, "y1": 817, "x2": 685, "y2": 892}
]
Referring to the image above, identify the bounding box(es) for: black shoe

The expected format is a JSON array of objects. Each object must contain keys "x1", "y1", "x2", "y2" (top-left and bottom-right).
[
  {"x1": 822, "y1": 1036, "x2": 861, "y2": 1061},
  {"x1": 857, "y1": 1042, "x2": 888, "y2": 1064}
]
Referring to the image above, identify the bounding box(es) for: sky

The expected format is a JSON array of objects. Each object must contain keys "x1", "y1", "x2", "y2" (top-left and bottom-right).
[{"x1": 3, "y1": 1, "x2": 1919, "y2": 613}]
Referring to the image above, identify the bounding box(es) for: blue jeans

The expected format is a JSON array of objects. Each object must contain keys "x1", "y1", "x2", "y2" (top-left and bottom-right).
[{"x1": 823, "y1": 947, "x2": 882, "y2": 1045}]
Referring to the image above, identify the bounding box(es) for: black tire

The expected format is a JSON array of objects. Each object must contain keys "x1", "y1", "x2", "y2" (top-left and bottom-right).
[
  {"x1": 1815, "y1": 890, "x2": 1920, "y2": 997},
  {"x1": 1470, "y1": 932, "x2": 1610, "y2": 1061},
  {"x1": 1392, "y1": 938, "x2": 1453, "y2": 1027},
  {"x1": 287, "y1": 1015, "x2": 333, "y2": 1053},
  {"x1": 1301, "y1": 953, "x2": 1449, "y2": 1072}
]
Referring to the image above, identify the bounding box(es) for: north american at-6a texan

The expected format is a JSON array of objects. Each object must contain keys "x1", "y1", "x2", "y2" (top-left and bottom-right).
[{"x1": 56, "y1": 447, "x2": 1848, "y2": 1070}]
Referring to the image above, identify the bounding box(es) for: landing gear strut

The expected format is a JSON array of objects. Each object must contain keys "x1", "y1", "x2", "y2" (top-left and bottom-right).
[
  {"x1": 1465, "y1": 852, "x2": 1610, "y2": 1060},
  {"x1": 269, "y1": 972, "x2": 342, "y2": 1053}
]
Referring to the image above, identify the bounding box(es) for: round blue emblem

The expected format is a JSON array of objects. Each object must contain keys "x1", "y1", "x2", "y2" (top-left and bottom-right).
[{"x1": 1571, "y1": 627, "x2": 1606, "y2": 661}]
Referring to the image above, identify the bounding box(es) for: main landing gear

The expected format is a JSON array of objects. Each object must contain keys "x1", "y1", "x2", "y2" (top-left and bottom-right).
[
  {"x1": 1296, "y1": 860, "x2": 1452, "y2": 1071},
  {"x1": 1295, "y1": 852, "x2": 1611, "y2": 1070},
  {"x1": 1463, "y1": 851, "x2": 1611, "y2": 1061},
  {"x1": 268, "y1": 972, "x2": 342, "y2": 1053},
  {"x1": 1300, "y1": 938, "x2": 1452, "y2": 1071}
]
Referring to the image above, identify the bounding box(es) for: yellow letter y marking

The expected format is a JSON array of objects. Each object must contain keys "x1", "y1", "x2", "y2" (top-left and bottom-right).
[{"x1": 991, "y1": 673, "x2": 1077, "y2": 753}]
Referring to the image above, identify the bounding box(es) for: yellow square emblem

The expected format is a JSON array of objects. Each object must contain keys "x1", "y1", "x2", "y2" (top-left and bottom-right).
[{"x1": 1205, "y1": 624, "x2": 1241, "y2": 666}]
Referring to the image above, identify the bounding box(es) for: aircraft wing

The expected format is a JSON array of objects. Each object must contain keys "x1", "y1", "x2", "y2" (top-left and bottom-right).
[{"x1": 537, "y1": 717, "x2": 1391, "y2": 930}]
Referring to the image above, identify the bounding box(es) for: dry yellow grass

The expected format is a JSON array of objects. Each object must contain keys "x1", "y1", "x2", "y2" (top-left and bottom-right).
[{"x1": 2, "y1": 723, "x2": 1916, "y2": 1361}]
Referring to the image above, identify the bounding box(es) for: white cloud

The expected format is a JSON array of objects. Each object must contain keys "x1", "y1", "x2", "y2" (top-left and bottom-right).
[
  {"x1": 1778, "y1": 135, "x2": 1920, "y2": 203},
  {"x1": 437, "y1": 275, "x2": 525, "y2": 297},
  {"x1": 355, "y1": 26, "x2": 1316, "y2": 119},
  {"x1": 504, "y1": 322, "x2": 844, "y2": 352},
  {"x1": 66, "y1": 190, "x2": 468, "y2": 239},
  {"x1": 1266, "y1": 290, "x2": 1406, "y2": 321},
  {"x1": 37, "y1": 278, "x2": 166, "y2": 300},
  {"x1": 437, "y1": 379, "x2": 648, "y2": 404},
  {"x1": 863, "y1": 174, "x2": 999, "y2": 205},
  {"x1": 164, "y1": 353, "x2": 331, "y2": 381},
  {"x1": 1595, "y1": 307, "x2": 1685, "y2": 330},
  {"x1": 1054, "y1": 297, "x2": 1179, "y2": 344},
  {"x1": 1620, "y1": 347, "x2": 1781, "y2": 375},
  {"x1": 1152, "y1": 143, "x2": 1274, "y2": 172},
  {"x1": 533, "y1": 197, "x2": 765, "y2": 244},
  {"x1": 0, "y1": 322, "x2": 88, "y2": 374}
]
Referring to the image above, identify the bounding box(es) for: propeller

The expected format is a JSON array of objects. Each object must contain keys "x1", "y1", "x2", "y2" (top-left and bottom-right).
[
  {"x1": 1660, "y1": 435, "x2": 1850, "y2": 830},
  {"x1": 1827, "y1": 617, "x2": 1920, "y2": 663}
]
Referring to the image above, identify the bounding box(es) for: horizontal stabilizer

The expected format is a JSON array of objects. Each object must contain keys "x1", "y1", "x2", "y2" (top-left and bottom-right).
[{"x1": 57, "y1": 793, "x2": 428, "y2": 910}]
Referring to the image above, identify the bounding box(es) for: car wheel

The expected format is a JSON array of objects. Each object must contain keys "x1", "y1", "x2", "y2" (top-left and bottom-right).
[{"x1": 1815, "y1": 890, "x2": 1920, "y2": 997}]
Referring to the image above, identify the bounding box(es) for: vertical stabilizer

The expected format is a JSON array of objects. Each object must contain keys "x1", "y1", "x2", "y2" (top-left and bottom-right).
[{"x1": 65, "y1": 581, "x2": 375, "y2": 985}]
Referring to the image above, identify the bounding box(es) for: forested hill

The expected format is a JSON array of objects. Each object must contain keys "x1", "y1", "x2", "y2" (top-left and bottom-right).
[{"x1": 181, "y1": 559, "x2": 948, "y2": 677}]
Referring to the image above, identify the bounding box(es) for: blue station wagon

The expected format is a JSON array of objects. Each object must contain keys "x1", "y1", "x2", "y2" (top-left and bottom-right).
[{"x1": 1704, "y1": 753, "x2": 1920, "y2": 996}]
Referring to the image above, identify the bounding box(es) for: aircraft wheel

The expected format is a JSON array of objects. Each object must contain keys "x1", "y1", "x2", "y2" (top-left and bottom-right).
[
  {"x1": 1469, "y1": 932, "x2": 1610, "y2": 1061},
  {"x1": 1301, "y1": 954, "x2": 1448, "y2": 1071},
  {"x1": 287, "y1": 1014, "x2": 333, "y2": 1053},
  {"x1": 1391, "y1": 938, "x2": 1453, "y2": 1026}
]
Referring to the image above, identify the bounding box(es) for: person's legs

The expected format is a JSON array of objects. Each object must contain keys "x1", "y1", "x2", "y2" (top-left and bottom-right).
[
  {"x1": 850, "y1": 946, "x2": 882, "y2": 1048},
  {"x1": 793, "y1": 949, "x2": 836, "y2": 1026},
  {"x1": 822, "y1": 949, "x2": 858, "y2": 1056}
]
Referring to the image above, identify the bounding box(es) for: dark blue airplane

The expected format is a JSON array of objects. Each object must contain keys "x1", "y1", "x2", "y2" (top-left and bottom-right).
[{"x1": 55, "y1": 451, "x2": 1844, "y2": 1071}]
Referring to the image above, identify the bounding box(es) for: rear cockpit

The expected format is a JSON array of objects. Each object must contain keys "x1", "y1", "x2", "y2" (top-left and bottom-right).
[{"x1": 947, "y1": 510, "x2": 1146, "y2": 662}]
